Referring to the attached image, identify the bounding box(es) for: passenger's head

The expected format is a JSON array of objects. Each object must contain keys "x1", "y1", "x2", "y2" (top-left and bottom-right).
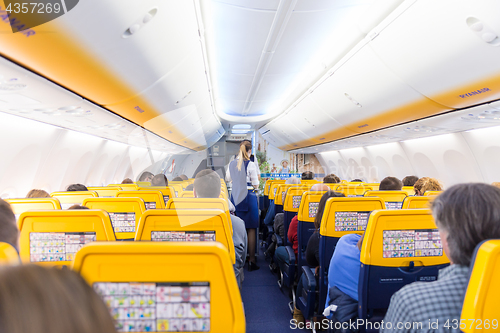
[
  {"x1": 0, "y1": 265, "x2": 116, "y2": 333},
  {"x1": 138, "y1": 171, "x2": 154, "y2": 182},
  {"x1": 68, "y1": 205, "x2": 89, "y2": 210},
  {"x1": 151, "y1": 174, "x2": 168, "y2": 187},
  {"x1": 0, "y1": 200, "x2": 19, "y2": 252},
  {"x1": 323, "y1": 174, "x2": 340, "y2": 184},
  {"x1": 285, "y1": 177, "x2": 300, "y2": 185},
  {"x1": 194, "y1": 169, "x2": 221, "y2": 198},
  {"x1": 301, "y1": 171, "x2": 314, "y2": 180},
  {"x1": 413, "y1": 177, "x2": 430, "y2": 196},
  {"x1": 179, "y1": 174, "x2": 188, "y2": 181},
  {"x1": 402, "y1": 176, "x2": 419, "y2": 187},
  {"x1": 121, "y1": 178, "x2": 133, "y2": 184},
  {"x1": 26, "y1": 189, "x2": 50, "y2": 198},
  {"x1": 421, "y1": 178, "x2": 443, "y2": 193},
  {"x1": 314, "y1": 191, "x2": 345, "y2": 230},
  {"x1": 310, "y1": 184, "x2": 330, "y2": 192},
  {"x1": 379, "y1": 177, "x2": 402, "y2": 191},
  {"x1": 184, "y1": 184, "x2": 194, "y2": 191},
  {"x1": 66, "y1": 184, "x2": 88, "y2": 192},
  {"x1": 172, "y1": 176, "x2": 183, "y2": 182},
  {"x1": 236, "y1": 141, "x2": 252, "y2": 171},
  {"x1": 431, "y1": 183, "x2": 500, "y2": 266},
  {"x1": 492, "y1": 182, "x2": 500, "y2": 189},
  {"x1": 350, "y1": 179, "x2": 363, "y2": 183}
]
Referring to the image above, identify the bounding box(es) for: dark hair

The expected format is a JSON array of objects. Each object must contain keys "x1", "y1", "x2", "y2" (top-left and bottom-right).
[
  {"x1": 323, "y1": 174, "x2": 340, "y2": 184},
  {"x1": 350, "y1": 179, "x2": 363, "y2": 182},
  {"x1": 314, "y1": 191, "x2": 345, "y2": 230},
  {"x1": 431, "y1": 183, "x2": 500, "y2": 266},
  {"x1": 179, "y1": 175, "x2": 188, "y2": 181},
  {"x1": 301, "y1": 171, "x2": 314, "y2": 180},
  {"x1": 184, "y1": 184, "x2": 194, "y2": 191},
  {"x1": 121, "y1": 178, "x2": 133, "y2": 184},
  {"x1": 66, "y1": 184, "x2": 88, "y2": 191},
  {"x1": 0, "y1": 200, "x2": 19, "y2": 251},
  {"x1": 0, "y1": 265, "x2": 116, "y2": 333},
  {"x1": 172, "y1": 177, "x2": 183, "y2": 182},
  {"x1": 379, "y1": 177, "x2": 402, "y2": 191},
  {"x1": 138, "y1": 171, "x2": 154, "y2": 182},
  {"x1": 402, "y1": 176, "x2": 419, "y2": 187},
  {"x1": 151, "y1": 174, "x2": 168, "y2": 187},
  {"x1": 26, "y1": 189, "x2": 50, "y2": 198},
  {"x1": 68, "y1": 205, "x2": 89, "y2": 210},
  {"x1": 194, "y1": 169, "x2": 221, "y2": 198}
]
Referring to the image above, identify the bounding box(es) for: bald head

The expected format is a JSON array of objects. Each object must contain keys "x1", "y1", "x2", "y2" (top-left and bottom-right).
[{"x1": 311, "y1": 184, "x2": 330, "y2": 192}]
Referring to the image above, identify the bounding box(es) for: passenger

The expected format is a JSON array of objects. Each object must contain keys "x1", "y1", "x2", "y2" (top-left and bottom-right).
[
  {"x1": 151, "y1": 174, "x2": 168, "y2": 187},
  {"x1": 402, "y1": 175, "x2": 419, "y2": 187},
  {"x1": 138, "y1": 171, "x2": 154, "y2": 182},
  {"x1": 179, "y1": 174, "x2": 188, "y2": 181},
  {"x1": 421, "y1": 178, "x2": 443, "y2": 193},
  {"x1": 306, "y1": 191, "x2": 346, "y2": 269},
  {"x1": 302, "y1": 171, "x2": 314, "y2": 180},
  {"x1": 382, "y1": 183, "x2": 500, "y2": 332},
  {"x1": 323, "y1": 174, "x2": 341, "y2": 184},
  {"x1": 227, "y1": 141, "x2": 260, "y2": 271},
  {"x1": 68, "y1": 205, "x2": 89, "y2": 210},
  {"x1": 323, "y1": 233, "x2": 365, "y2": 327},
  {"x1": 275, "y1": 184, "x2": 331, "y2": 273},
  {"x1": 0, "y1": 199, "x2": 20, "y2": 252},
  {"x1": 378, "y1": 177, "x2": 402, "y2": 191},
  {"x1": 193, "y1": 169, "x2": 247, "y2": 286},
  {"x1": 413, "y1": 177, "x2": 430, "y2": 196},
  {"x1": 66, "y1": 184, "x2": 88, "y2": 191},
  {"x1": 172, "y1": 176, "x2": 183, "y2": 181},
  {"x1": 0, "y1": 265, "x2": 116, "y2": 333},
  {"x1": 26, "y1": 189, "x2": 50, "y2": 198},
  {"x1": 492, "y1": 182, "x2": 500, "y2": 189},
  {"x1": 121, "y1": 178, "x2": 133, "y2": 184},
  {"x1": 184, "y1": 184, "x2": 194, "y2": 191}
]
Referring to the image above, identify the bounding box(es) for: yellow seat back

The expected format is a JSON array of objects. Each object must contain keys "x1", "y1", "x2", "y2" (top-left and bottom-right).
[
  {"x1": 424, "y1": 191, "x2": 442, "y2": 197},
  {"x1": 283, "y1": 187, "x2": 310, "y2": 213},
  {"x1": 168, "y1": 184, "x2": 183, "y2": 197},
  {"x1": 108, "y1": 183, "x2": 139, "y2": 190},
  {"x1": 87, "y1": 187, "x2": 122, "y2": 197},
  {"x1": 83, "y1": 197, "x2": 146, "y2": 240},
  {"x1": 166, "y1": 198, "x2": 233, "y2": 235},
  {"x1": 6, "y1": 198, "x2": 61, "y2": 219},
  {"x1": 180, "y1": 191, "x2": 195, "y2": 198},
  {"x1": 275, "y1": 184, "x2": 303, "y2": 206},
  {"x1": 297, "y1": 190, "x2": 328, "y2": 222},
  {"x1": 335, "y1": 185, "x2": 373, "y2": 197},
  {"x1": 18, "y1": 209, "x2": 115, "y2": 266},
  {"x1": 402, "y1": 186, "x2": 415, "y2": 196},
  {"x1": 320, "y1": 197, "x2": 385, "y2": 238},
  {"x1": 364, "y1": 183, "x2": 380, "y2": 191},
  {"x1": 364, "y1": 190, "x2": 408, "y2": 209},
  {"x1": 360, "y1": 209, "x2": 450, "y2": 267},
  {"x1": 72, "y1": 242, "x2": 245, "y2": 333},
  {"x1": 0, "y1": 242, "x2": 20, "y2": 265},
  {"x1": 138, "y1": 186, "x2": 176, "y2": 206},
  {"x1": 461, "y1": 240, "x2": 500, "y2": 332},
  {"x1": 51, "y1": 191, "x2": 98, "y2": 209},
  {"x1": 136, "y1": 181, "x2": 151, "y2": 187},
  {"x1": 269, "y1": 181, "x2": 286, "y2": 201},
  {"x1": 135, "y1": 209, "x2": 236, "y2": 264},
  {"x1": 401, "y1": 196, "x2": 433, "y2": 209},
  {"x1": 301, "y1": 179, "x2": 319, "y2": 184},
  {"x1": 117, "y1": 190, "x2": 165, "y2": 209},
  {"x1": 264, "y1": 179, "x2": 285, "y2": 197}
]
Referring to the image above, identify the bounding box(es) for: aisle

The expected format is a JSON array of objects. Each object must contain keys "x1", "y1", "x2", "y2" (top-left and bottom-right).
[{"x1": 241, "y1": 250, "x2": 304, "y2": 333}]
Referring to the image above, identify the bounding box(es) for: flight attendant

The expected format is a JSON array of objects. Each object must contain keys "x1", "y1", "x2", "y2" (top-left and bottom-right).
[{"x1": 228, "y1": 140, "x2": 260, "y2": 271}]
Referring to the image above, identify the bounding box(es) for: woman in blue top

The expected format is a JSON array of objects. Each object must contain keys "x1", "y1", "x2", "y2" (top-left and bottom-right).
[{"x1": 227, "y1": 141, "x2": 260, "y2": 271}]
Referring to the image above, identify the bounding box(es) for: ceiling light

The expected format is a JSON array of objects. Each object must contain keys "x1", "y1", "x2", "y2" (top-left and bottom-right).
[{"x1": 404, "y1": 125, "x2": 443, "y2": 133}]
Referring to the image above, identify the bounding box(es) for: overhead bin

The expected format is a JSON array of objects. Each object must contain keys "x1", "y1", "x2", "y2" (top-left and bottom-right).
[{"x1": 370, "y1": 0, "x2": 500, "y2": 109}]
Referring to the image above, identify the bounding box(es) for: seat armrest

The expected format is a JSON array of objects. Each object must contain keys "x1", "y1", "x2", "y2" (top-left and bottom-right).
[{"x1": 285, "y1": 245, "x2": 296, "y2": 264}]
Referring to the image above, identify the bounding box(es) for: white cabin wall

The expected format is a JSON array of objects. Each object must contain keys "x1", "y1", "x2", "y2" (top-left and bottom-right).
[
  {"x1": 0, "y1": 112, "x2": 169, "y2": 198},
  {"x1": 317, "y1": 126, "x2": 499, "y2": 187}
]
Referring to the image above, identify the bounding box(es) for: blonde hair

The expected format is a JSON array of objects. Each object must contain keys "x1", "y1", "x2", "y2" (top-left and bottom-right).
[
  {"x1": 237, "y1": 141, "x2": 252, "y2": 171},
  {"x1": 413, "y1": 177, "x2": 430, "y2": 196},
  {"x1": 0, "y1": 265, "x2": 116, "y2": 333},
  {"x1": 26, "y1": 189, "x2": 50, "y2": 198},
  {"x1": 421, "y1": 178, "x2": 443, "y2": 193},
  {"x1": 492, "y1": 182, "x2": 500, "y2": 189}
]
